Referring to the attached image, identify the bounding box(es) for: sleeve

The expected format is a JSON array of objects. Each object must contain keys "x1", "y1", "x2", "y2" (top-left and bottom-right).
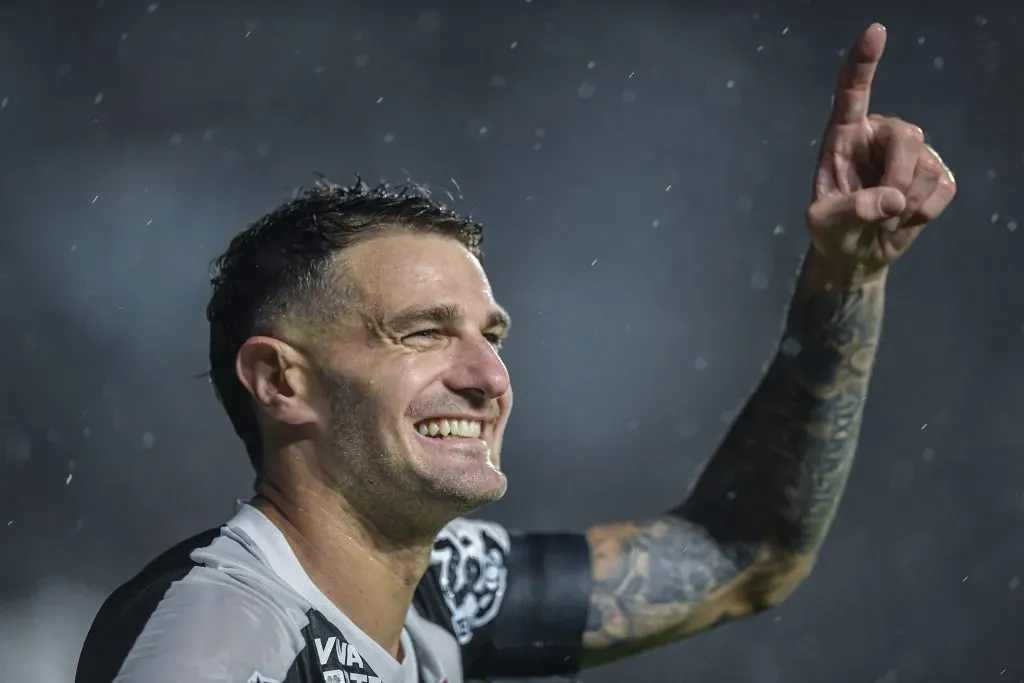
[
  {"x1": 412, "y1": 517, "x2": 593, "y2": 680},
  {"x1": 94, "y1": 569, "x2": 310, "y2": 683}
]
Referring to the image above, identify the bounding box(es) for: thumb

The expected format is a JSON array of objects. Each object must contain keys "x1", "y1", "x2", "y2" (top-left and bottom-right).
[{"x1": 807, "y1": 187, "x2": 907, "y2": 232}]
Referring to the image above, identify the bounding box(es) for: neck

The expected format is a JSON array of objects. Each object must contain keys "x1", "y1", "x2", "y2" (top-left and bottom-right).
[{"x1": 253, "y1": 474, "x2": 434, "y2": 659}]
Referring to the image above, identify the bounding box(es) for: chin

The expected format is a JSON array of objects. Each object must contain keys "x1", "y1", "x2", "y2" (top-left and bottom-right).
[{"x1": 408, "y1": 429, "x2": 507, "y2": 506}]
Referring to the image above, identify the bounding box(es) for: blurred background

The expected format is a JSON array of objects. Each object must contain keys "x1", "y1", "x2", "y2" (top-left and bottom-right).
[{"x1": 0, "y1": 1, "x2": 1021, "y2": 681}]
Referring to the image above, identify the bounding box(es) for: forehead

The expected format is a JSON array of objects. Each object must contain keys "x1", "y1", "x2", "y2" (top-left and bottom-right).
[{"x1": 338, "y1": 232, "x2": 497, "y2": 314}]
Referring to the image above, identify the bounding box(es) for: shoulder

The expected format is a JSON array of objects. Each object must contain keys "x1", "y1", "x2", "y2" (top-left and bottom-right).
[
  {"x1": 427, "y1": 518, "x2": 513, "y2": 643},
  {"x1": 415, "y1": 517, "x2": 593, "y2": 680},
  {"x1": 77, "y1": 528, "x2": 312, "y2": 683}
]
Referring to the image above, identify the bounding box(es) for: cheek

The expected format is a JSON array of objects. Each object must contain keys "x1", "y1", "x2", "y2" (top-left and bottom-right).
[{"x1": 381, "y1": 356, "x2": 440, "y2": 416}]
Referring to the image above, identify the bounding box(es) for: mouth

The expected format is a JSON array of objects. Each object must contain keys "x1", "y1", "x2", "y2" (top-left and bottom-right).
[{"x1": 413, "y1": 417, "x2": 484, "y2": 440}]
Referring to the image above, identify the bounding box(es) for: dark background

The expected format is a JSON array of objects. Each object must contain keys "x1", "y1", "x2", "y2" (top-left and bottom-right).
[{"x1": 1, "y1": 1, "x2": 1021, "y2": 681}]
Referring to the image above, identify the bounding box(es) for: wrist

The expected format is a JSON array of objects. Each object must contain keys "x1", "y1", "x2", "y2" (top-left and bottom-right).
[{"x1": 799, "y1": 247, "x2": 888, "y2": 292}]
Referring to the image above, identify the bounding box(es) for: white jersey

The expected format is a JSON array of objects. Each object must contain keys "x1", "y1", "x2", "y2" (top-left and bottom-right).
[{"x1": 76, "y1": 503, "x2": 592, "y2": 683}]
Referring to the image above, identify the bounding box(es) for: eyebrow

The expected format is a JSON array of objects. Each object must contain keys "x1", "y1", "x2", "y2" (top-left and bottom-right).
[{"x1": 386, "y1": 303, "x2": 511, "y2": 335}]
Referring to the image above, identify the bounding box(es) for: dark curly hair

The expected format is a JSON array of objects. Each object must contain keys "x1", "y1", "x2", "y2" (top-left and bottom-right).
[{"x1": 206, "y1": 178, "x2": 484, "y2": 474}]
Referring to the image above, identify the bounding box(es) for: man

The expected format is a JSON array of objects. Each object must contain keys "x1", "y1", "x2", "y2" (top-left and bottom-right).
[{"x1": 77, "y1": 24, "x2": 955, "y2": 683}]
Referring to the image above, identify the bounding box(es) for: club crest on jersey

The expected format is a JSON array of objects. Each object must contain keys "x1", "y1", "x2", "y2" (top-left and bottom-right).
[{"x1": 430, "y1": 518, "x2": 511, "y2": 645}]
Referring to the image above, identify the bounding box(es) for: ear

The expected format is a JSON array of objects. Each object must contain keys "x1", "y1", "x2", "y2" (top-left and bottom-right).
[{"x1": 235, "y1": 336, "x2": 320, "y2": 426}]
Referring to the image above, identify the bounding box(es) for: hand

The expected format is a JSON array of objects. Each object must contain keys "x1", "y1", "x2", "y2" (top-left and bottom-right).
[{"x1": 805, "y1": 23, "x2": 957, "y2": 284}]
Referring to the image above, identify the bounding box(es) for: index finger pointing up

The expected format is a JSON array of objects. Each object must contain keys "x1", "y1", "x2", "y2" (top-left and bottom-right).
[{"x1": 830, "y1": 23, "x2": 888, "y2": 125}]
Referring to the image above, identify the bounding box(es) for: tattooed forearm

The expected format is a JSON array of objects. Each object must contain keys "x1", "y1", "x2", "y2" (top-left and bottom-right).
[{"x1": 582, "y1": 250, "x2": 886, "y2": 664}]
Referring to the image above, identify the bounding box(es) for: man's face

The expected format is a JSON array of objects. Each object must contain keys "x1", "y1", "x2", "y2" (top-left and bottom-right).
[{"x1": 311, "y1": 232, "x2": 513, "y2": 515}]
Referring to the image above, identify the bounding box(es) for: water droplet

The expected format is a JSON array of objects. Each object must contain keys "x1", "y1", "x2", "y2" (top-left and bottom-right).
[
  {"x1": 141, "y1": 431, "x2": 156, "y2": 449},
  {"x1": 93, "y1": 92, "x2": 104, "y2": 105},
  {"x1": 146, "y1": 2, "x2": 159, "y2": 13},
  {"x1": 932, "y1": 56, "x2": 945, "y2": 69},
  {"x1": 694, "y1": 357, "x2": 708, "y2": 371},
  {"x1": 780, "y1": 337, "x2": 802, "y2": 357},
  {"x1": 354, "y1": 54, "x2": 370, "y2": 68},
  {"x1": 577, "y1": 82, "x2": 596, "y2": 99}
]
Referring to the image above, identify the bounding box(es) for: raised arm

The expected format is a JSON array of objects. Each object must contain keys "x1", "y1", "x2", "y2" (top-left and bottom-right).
[{"x1": 581, "y1": 24, "x2": 957, "y2": 667}]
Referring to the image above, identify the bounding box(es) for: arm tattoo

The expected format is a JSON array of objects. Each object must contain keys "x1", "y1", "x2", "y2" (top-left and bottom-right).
[{"x1": 583, "y1": 252, "x2": 885, "y2": 664}]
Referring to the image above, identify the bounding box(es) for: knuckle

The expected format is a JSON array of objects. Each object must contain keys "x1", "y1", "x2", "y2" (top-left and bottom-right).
[
  {"x1": 804, "y1": 203, "x2": 821, "y2": 227},
  {"x1": 896, "y1": 122, "x2": 923, "y2": 142}
]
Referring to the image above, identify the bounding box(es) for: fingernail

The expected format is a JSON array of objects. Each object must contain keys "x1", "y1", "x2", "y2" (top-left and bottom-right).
[{"x1": 880, "y1": 192, "x2": 904, "y2": 215}]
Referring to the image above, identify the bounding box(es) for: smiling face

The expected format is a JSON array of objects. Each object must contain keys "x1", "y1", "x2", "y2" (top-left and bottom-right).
[{"x1": 306, "y1": 231, "x2": 513, "y2": 519}]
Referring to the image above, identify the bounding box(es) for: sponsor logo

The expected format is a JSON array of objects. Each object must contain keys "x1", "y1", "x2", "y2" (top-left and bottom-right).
[
  {"x1": 314, "y1": 636, "x2": 381, "y2": 683},
  {"x1": 430, "y1": 518, "x2": 511, "y2": 645}
]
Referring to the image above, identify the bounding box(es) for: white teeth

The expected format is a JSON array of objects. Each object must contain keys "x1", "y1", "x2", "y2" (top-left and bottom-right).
[{"x1": 415, "y1": 418, "x2": 484, "y2": 439}]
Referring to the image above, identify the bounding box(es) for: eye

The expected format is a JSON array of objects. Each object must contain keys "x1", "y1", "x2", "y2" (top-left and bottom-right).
[
  {"x1": 405, "y1": 329, "x2": 442, "y2": 341},
  {"x1": 483, "y1": 332, "x2": 504, "y2": 348}
]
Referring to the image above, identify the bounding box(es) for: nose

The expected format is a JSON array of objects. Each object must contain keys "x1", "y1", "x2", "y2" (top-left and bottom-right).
[{"x1": 445, "y1": 336, "x2": 511, "y2": 402}]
